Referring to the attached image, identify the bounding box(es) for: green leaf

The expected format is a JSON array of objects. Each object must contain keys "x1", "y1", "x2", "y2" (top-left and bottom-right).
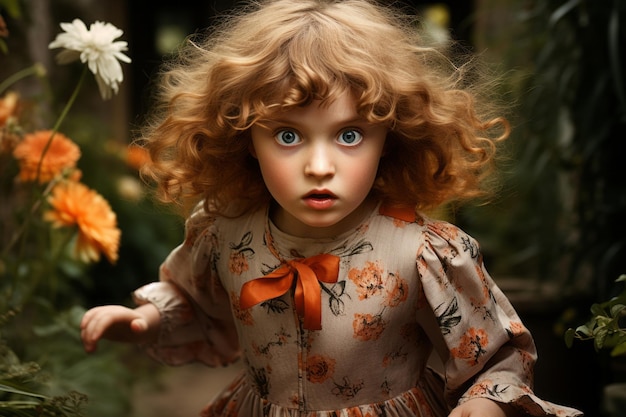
[
  {"x1": 610, "y1": 304, "x2": 626, "y2": 318},
  {"x1": 596, "y1": 316, "x2": 613, "y2": 329},
  {"x1": 610, "y1": 342, "x2": 626, "y2": 357},
  {"x1": 564, "y1": 328, "x2": 576, "y2": 347},
  {"x1": 575, "y1": 324, "x2": 593, "y2": 337},
  {"x1": 0, "y1": 383, "x2": 46, "y2": 399},
  {"x1": 594, "y1": 328, "x2": 608, "y2": 350},
  {"x1": 590, "y1": 303, "x2": 606, "y2": 317}
]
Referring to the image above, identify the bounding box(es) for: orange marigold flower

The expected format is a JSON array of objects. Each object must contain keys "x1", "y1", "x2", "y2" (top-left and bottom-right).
[
  {"x1": 44, "y1": 181, "x2": 120, "y2": 263},
  {"x1": 13, "y1": 130, "x2": 81, "y2": 183},
  {"x1": 126, "y1": 144, "x2": 150, "y2": 170}
]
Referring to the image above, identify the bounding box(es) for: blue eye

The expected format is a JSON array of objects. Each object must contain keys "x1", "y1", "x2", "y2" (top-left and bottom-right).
[
  {"x1": 275, "y1": 130, "x2": 301, "y2": 146},
  {"x1": 338, "y1": 129, "x2": 362, "y2": 145}
]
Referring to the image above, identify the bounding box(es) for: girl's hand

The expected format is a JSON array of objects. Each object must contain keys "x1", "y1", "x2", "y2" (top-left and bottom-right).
[
  {"x1": 449, "y1": 398, "x2": 516, "y2": 417},
  {"x1": 80, "y1": 304, "x2": 161, "y2": 353}
]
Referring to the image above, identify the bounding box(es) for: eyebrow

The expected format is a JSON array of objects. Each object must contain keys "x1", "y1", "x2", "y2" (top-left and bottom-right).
[{"x1": 262, "y1": 115, "x2": 370, "y2": 127}]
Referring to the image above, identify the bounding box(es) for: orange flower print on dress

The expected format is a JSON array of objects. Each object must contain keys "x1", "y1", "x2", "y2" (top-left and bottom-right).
[
  {"x1": 450, "y1": 327, "x2": 489, "y2": 366},
  {"x1": 518, "y1": 348, "x2": 535, "y2": 379},
  {"x1": 346, "y1": 408, "x2": 366, "y2": 417},
  {"x1": 44, "y1": 181, "x2": 120, "y2": 263},
  {"x1": 306, "y1": 354, "x2": 336, "y2": 383},
  {"x1": 469, "y1": 287, "x2": 490, "y2": 308},
  {"x1": 348, "y1": 261, "x2": 384, "y2": 300},
  {"x1": 410, "y1": 388, "x2": 435, "y2": 416},
  {"x1": 509, "y1": 321, "x2": 526, "y2": 337},
  {"x1": 252, "y1": 328, "x2": 291, "y2": 357},
  {"x1": 229, "y1": 251, "x2": 250, "y2": 274},
  {"x1": 201, "y1": 390, "x2": 239, "y2": 417},
  {"x1": 465, "y1": 379, "x2": 510, "y2": 400},
  {"x1": 392, "y1": 217, "x2": 408, "y2": 228},
  {"x1": 13, "y1": 130, "x2": 81, "y2": 183},
  {"x1": 331, "y1": 376, "x2": 364, "y2": 400},
  {"x1": 381, "y1": 378, "x2": 391, "y2": 396},
  {"x1": 384, "y1": 272, "x2": 408, "y2": 307},
  {"x1": 353, "y1": 312, "x2": 386, "y2": 341},
  {"x1": 428, "y1": 221, "x2": 460, "y2": 241},
  {"x1": 228, "y1": 232, "x2": 254, "y2": 275},
  {"x1": 465, "y1": 379, "x2": 493, "y2": 397},
  {"x1": 230, "y1": 292, "x2": 254, "y2": 326},
  {"x1": 382, "y1": 348, "x2": 408, "y2": 367}
]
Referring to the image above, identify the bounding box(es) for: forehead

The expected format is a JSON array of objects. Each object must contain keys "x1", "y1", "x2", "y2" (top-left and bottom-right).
[{"x1": 272, "y1": 93, "x2": 359, "y2": 122}]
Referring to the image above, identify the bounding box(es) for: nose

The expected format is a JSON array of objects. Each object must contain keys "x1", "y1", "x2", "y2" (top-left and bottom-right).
[{"x1": 304, "y1": 142, "x2": 336, "y2": 179}]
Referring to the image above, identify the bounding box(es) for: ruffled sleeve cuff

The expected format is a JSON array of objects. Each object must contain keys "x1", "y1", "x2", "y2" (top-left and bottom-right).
[{"x1": 459, "y1": 378, "x2": 583, "y2": 416}]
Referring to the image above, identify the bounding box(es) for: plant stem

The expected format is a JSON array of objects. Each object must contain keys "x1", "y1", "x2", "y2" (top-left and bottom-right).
[
  {"x1": 46, "y1": 228, "x2": 77, "y2": 302},
  {"x1": 1, "y1": 67, "x2": 87, "y2": 270},
  {"x1": 35, "y1": 67, "x2": 87, "y2": 183},
  {"x1": 0, "y1": 63, "x2": 45, "y2": 96}
]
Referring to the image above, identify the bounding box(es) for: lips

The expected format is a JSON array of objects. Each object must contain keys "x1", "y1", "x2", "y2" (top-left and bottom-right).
[{"x1": 303, "y1": 190, "x2": 337, "y2": 209}]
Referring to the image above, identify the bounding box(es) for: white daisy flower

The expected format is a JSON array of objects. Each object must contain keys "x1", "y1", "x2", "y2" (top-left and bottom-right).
[{"x1": 49, "y1": 19, "x2": 131, "y2": 100}]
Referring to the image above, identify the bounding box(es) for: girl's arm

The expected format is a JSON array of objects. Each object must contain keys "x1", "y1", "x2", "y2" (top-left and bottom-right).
[
  {"x1": 416, "y1": 218, "x2": 581, "y2": 416},
  {"x1": 80, "y1": 303, "x2": 161, "y2": 353}
]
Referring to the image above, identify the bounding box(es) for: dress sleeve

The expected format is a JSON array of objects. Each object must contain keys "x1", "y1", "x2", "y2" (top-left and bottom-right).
[
  {"x1": 416, "y1": 220, "x2": 582, "y2": 416},
  {"x1": 133, "y1": 205, "x2": 240, "y2": 367}
]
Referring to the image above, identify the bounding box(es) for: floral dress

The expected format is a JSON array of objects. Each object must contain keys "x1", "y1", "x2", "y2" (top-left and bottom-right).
[{"x1": 134, "y1": 203, "x2": 582, "y2": 417}]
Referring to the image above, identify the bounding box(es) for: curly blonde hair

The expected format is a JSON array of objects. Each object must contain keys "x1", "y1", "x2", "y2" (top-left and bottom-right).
[{"x1": 138, "y1": 0, "x2": 509, "y2": 217}]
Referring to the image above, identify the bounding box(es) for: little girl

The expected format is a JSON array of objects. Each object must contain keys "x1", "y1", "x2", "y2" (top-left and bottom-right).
[{"x1": 81, "y1": 1, "x2": 582, "y2": 416}]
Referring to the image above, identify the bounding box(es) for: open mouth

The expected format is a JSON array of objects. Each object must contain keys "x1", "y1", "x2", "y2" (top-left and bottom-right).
[
  {"x1": 304, "y1": 190, "x2": 337, "y2": 209},
  {"x1": 305, "y1": 190, "x2": 337, "y2": 200},
  {"x1": 308, "y1": 193, "x2": 334, "y2": 200}
]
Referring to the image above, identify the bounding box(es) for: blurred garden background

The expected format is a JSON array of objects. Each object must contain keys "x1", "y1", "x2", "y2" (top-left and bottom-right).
[{"x1": 0, "y1": 0, "x2": 624, "y2": 416}]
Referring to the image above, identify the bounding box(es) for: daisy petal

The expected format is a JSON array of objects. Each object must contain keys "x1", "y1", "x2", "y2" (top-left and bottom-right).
[{"x1": 49, "y1": 18, "x2": 131, "y2": 100}]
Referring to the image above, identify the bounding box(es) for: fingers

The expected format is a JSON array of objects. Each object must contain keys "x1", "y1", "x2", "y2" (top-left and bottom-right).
[
  {"x1": 80, "y1": 306, "x2": 108, "y2": 353},
  {"x1": 80, "y1": 305, "x2": 132, "y2": 353},
  {"x1": 80, "y1": 305, "x2": 158, "y2": 353}
]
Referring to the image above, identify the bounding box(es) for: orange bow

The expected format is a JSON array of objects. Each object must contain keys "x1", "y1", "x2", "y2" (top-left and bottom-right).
[{"x1": 239, "y1": 254, "x2": 340, "y2": 330}]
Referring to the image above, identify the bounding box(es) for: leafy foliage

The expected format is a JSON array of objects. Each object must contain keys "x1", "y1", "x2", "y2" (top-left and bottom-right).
[
  {"x1": 0, "y1": 335, "x2": 87, "y2": 417},
  {"x1": 565, "y1": 275, "x2": 626, "y2": 357},
  {"x1": 0, "y1": 7, "x2": 169, "y2": 416}
]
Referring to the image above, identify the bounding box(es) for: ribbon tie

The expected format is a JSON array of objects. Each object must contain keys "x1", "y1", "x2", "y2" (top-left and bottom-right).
[{"x1": 239, "y1": 254, "x2": 340, "y2": 330}]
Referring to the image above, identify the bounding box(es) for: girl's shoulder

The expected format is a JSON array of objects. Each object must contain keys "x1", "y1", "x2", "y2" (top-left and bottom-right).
[
  {"x1": 184, "y1": 201, "x2": 266, "y2": 239},
  {"x1": 378, "y1": 204, "x2": 461, "y2": 232},
  {"x1": 377, "y1": 204, "x2": 478, "y2": 254}
]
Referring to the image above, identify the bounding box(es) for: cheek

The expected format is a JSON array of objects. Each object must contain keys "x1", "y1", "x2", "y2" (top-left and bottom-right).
[
  {"x1": 347, "y1": 153, "x2": 382, "y2": 189},
  {"x1": 350, "y1": 167, "x2": 379, "y2": 196},
  {"x1": 257, "y1": 156, "x2": 296, "y2": 197}
]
